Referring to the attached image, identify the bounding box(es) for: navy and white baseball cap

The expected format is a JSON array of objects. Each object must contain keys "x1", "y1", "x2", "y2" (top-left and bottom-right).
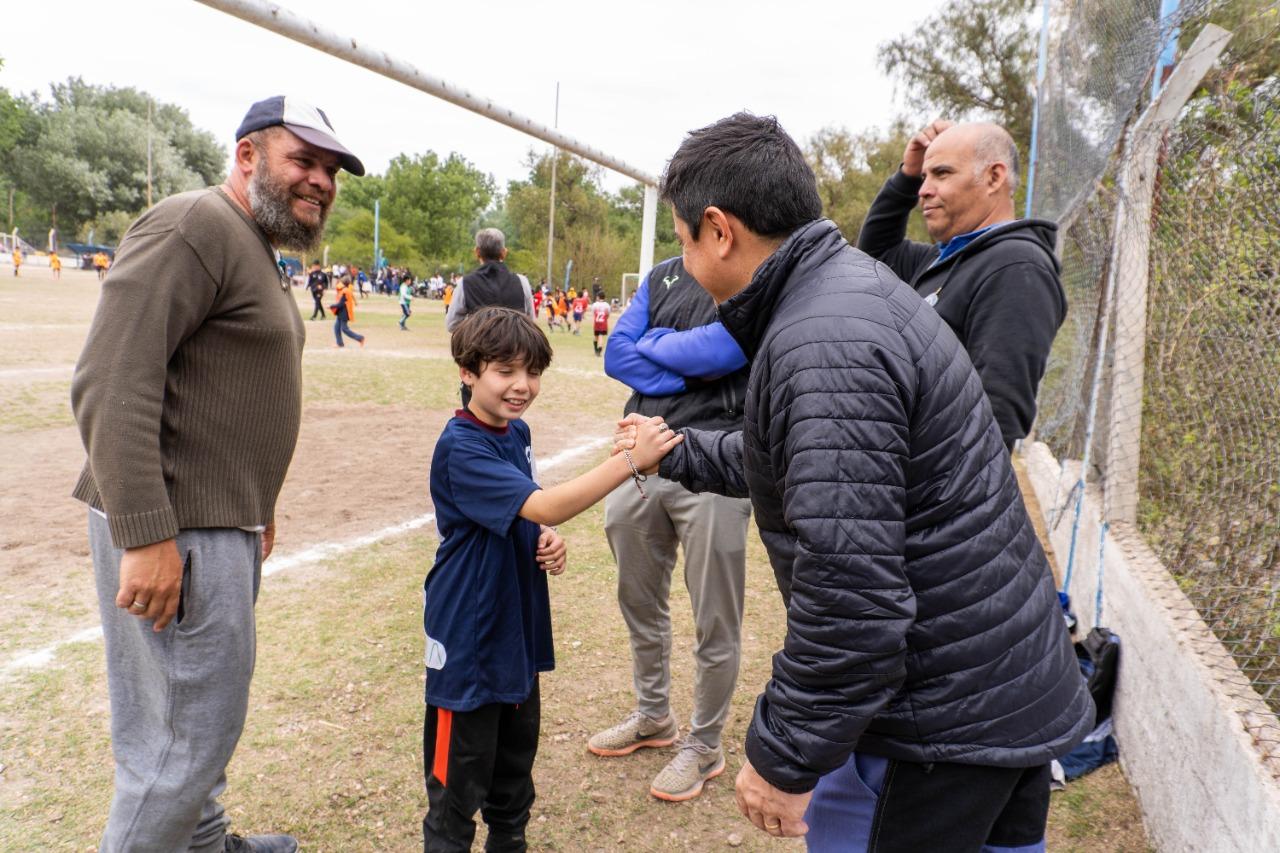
[{"x1": 235, "y1": 96, "x2": 365, "y2": 176}]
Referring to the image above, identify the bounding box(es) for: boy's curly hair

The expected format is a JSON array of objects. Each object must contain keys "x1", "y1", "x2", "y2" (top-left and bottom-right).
[{"x1": 451, "y1": 307, "x2": 553, "y2": 374}]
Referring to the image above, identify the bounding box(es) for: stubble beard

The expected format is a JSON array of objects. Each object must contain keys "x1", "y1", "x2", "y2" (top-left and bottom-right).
[{"x1": 248, "y1": 165, "x2": 329, "y2": 253}]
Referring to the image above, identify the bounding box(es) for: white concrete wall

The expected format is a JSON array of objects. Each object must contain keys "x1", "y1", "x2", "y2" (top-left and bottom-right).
[{"x1": 1022, "y1": 442, "x2": 1280, "y2": 852}]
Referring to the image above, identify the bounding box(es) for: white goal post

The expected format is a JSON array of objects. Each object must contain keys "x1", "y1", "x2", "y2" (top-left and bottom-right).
[{"x1": 620, "y1": 273, "x2": 641, "y2": 307}]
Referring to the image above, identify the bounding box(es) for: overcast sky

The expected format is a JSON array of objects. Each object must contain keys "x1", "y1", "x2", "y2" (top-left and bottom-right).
[{"x1": 3, "y1": 0, "x2": 950, "y2": 192}]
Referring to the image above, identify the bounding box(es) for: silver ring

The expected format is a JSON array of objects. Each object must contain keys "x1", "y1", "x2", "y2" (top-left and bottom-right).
[
  {"x1": 658, "y1": 423, "x2": 670, "y2": 432},
  {"x1": 130, "y1": 600, "x2": 147, "y2": 610},
  {"x1": 765, "y1": 820, "x2": 781, "y2": 831}
]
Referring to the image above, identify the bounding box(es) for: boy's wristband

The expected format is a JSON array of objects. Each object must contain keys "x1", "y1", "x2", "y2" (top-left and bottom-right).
[{"x1": 621, "y1": 449, "x2": 648, "y2": 501}]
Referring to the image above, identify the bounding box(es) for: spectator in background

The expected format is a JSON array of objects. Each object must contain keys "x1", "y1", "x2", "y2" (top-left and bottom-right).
[
  {"x1": 50, "y1": 251, "x2": 62, "y2": 279},
  {"x1": 12, "y1": 247, "x2": 21, "y2": 277},
  {"x1": 857, "y1": 120, "x2": 1066, "y2": 450},
  {"x1": 306, "y1": 261, "x2": 328, "y2": 320},
  {"x1": 333, "y1": 273, "x2": 365, "y2": 348},
  {"x1": 446, "y1": 228, "x2": 534, "y2": 333},
  {"x1": 93, "y1": 251, "x2": 110, "y2": 280}
]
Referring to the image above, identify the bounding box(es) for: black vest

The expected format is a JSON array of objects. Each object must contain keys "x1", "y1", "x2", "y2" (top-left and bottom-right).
[
  {"x1": 622, "y1": 257, "x2": 749, "y2": 432},
  {"x1": 461, "y1": 261, "x2": 525, "y2": 313}
]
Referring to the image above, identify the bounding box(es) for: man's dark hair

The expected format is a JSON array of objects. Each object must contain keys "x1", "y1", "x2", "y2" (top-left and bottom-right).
[
  {"x1": 451, "y1": 307, "x2": 553, "y2": 374},
  {"x1": 660, "y1": 112, "x2": 823, "y2": 240}
]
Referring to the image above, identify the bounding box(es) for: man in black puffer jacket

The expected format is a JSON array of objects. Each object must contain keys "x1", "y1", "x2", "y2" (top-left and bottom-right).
[{"x1": 622, "y1": 113, "x2": 1092, "y2": 852}]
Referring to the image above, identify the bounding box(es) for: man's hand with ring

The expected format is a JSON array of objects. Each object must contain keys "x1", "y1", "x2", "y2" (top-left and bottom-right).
[
  {"x1": 116, "y1": 538, "x2": 183, "y2": 632},
  {"x1": 536, "y1": 526, "x2": 567, "y2": 575},
  {"x1": 734, "y1": 759, "x2": 811, "y2": 838},
  {"x1": 614, "y1": 414, "x2": 671, "y2": 474}
]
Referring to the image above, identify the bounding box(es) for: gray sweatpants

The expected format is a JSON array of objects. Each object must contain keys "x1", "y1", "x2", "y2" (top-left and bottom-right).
[
  {"x1": 603, "y1": 476, "x2": 751, "y2": 749},
  {"x1": 90, "y1": 511, "x2": 262, "y2": 853}
]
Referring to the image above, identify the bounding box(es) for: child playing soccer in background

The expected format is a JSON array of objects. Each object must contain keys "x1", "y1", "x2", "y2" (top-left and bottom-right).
[
  {"x1": 591, "y1": 294, "x2": 611, "y2": 356},
  {"x1": 422, "y1": 307, "x2": 681, "y2": 851}
]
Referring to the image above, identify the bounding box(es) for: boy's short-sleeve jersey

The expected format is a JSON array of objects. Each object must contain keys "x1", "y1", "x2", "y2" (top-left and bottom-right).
[{"x1": 423, "y1": 415, "x2": 553, "y2": 710}]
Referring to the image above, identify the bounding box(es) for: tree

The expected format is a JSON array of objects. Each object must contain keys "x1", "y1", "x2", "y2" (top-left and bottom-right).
[
  {"x1": 805, "y1": 123, "x2": 930, "y2": 244},
  {"x1": 502, "y1": 150, "x2": 644, "y2": 295},
  {"x1": 5, "y1": 78, "x2": 224, "y2": 238},
  {"x1": 381, "y1": 151, "x2": 494, "y2": 266},
  {"x1": 328, "y1": 208, "x2": 425, "y2": 271},
  {"x1": 878, "y1": 0, "x2": 1037, "y2": 154}
]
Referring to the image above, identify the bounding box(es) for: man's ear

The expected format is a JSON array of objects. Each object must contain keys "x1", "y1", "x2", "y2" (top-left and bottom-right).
[
  {"x1": 986, "y1": 162, "x2": 1010, "y2": 195},
  {"x1": 232, "y1": 138, "x2": 257, "y2": 177},
  {"x1": 703, "y1": 206, "x2": 735, "y2": 260},
  {"x1": 500, "y1": 247, "x2": 509, "y2": 262},
  {"x1": 459, "y1": 366, "x2": 477, "y2": 386}
]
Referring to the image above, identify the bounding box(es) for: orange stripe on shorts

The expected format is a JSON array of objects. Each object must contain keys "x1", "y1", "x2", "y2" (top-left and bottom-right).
[{"x1": 433, "y1": 708, "x2": 453, "y2": 787}]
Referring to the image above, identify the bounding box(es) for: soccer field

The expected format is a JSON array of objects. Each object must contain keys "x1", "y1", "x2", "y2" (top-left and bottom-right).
[{"x1": 0, "y1": 265, "x2": 1145, "y2": 850}]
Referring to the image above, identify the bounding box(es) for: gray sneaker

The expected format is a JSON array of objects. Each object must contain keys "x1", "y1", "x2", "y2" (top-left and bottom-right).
[
  {"x1": 650, "y1": 737, "x2": 726, "y2": 802},
  {"x1": 224, "y1": 834, "x2": 298, "y2": 853},
  {"x1": 587, "y1": 710, "x2": 678, "y2": 757}
]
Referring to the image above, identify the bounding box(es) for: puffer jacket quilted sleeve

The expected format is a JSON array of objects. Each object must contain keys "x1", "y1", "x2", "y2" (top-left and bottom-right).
[{"x1": 661, "y1": 428, "x2": 750, "y2": 498}]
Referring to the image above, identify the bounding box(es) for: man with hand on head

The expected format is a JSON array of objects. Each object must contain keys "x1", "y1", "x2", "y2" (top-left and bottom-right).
[
  {"x1": 71, "y1": 96, "x2": 364, "y2": 853},
  {"x1": 619, "y1": 112, "x2": 1091, "y2": 851},
  {"x1": 858, "y1": 120, "x2": 1066, "y2": 450}
]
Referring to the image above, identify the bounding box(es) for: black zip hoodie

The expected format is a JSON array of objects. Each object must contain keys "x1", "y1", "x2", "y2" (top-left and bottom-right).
[{"x1": 858, "y1": 170, "x2": 1067, "y2": 447}]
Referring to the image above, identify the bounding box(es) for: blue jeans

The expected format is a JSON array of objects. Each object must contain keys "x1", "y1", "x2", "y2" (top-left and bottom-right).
[{"x1": 334, "y1": 315, "x2": 364, "y2": 346}]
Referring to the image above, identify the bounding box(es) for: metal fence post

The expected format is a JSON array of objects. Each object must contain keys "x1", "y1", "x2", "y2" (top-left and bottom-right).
[{"x1": 1103, "y1": 24, "x2": 1231, "y2": 523}]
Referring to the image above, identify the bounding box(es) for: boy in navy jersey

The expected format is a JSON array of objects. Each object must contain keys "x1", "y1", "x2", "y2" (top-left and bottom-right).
[{"x1": 423, "y1": 307, "x2": 682, "y2": 851}]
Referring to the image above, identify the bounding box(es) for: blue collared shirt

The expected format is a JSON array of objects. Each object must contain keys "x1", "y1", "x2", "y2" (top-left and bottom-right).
[{"x1": 931, "y1": 223, "x2": 1001, "y2": 267}]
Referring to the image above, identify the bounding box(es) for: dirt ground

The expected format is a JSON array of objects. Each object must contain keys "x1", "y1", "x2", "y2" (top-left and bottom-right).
[
  {"x1": 0, "y1": 264, "x2": 1150, "y2": 851},
  {"x1": 0, "y1": 266, "x2": 623, "y2": 661}
]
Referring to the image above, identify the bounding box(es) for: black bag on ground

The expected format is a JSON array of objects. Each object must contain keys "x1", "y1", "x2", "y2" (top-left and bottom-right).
[{"x1": 1076, "y1": 627, "x2": 1120, "y2": 723}]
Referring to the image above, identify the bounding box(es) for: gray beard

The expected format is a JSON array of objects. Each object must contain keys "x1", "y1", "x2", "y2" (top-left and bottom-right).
[{"x1": 248, "y1": 167, "x2": 328, "y2": 252}]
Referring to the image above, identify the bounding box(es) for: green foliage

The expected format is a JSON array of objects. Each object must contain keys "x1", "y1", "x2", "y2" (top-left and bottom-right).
[
  {"x1": 1182, "y1": 0, "x2": 1280, "y2": 96},
  {"x1": 77, "y1": 209, "x2": 137, "y2": 245},
  {"x1": 502, "y1": 150, "x2": 659, "y2": 295},
  {"x1": 327, "y1": 208, "x2": 425, "y2": 272},
  {"x1": 805, "y1": 123, "x2": 930, "y2": 243},
  {"x1": 3, "y1": 77, "x2": 224, "y2": 238},
  {"x1": 322, "y1": 152, "x2": 492, "y2": 272},
  {"x1": 877, "y1": 0, "x2": 1037, "y2": 158},
  {"x1": 383, "y1": 151, "x2": 493, "y2": 264}
]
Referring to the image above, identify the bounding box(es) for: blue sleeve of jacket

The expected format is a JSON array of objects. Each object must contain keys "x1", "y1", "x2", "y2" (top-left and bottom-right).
[
  {"x1": 634, "y1": 322, "x2": 747, "y2": 380},
  {"x1": 603, "y1": 276, "x2": 687, "y2": 396}
]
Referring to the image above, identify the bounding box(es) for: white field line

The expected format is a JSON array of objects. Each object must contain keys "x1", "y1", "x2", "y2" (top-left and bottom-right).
[
  {"x1": 2, "y1": 437, "x2": 608, "y2": 677},
  {"x1": 0, "y1": 365, "x2": 75, "y2": 380}
]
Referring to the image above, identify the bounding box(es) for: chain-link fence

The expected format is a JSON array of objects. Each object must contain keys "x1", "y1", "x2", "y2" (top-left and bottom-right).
[{"x1": 1031, "y1": 0, "x2": 1280, "y2": 727}]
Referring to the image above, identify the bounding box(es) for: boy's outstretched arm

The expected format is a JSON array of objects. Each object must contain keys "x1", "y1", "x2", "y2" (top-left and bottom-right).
[{"x1": 518, "y1": 419, "x2": 683, "y2": 527}]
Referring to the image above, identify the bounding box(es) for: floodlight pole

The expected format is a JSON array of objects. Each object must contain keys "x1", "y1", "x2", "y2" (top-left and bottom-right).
[{"x1": 193, "y1": 0, "x2": 660, "y2": 276}]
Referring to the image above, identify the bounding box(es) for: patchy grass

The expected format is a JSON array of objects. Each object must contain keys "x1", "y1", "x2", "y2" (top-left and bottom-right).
[
  {"x1": 1, "y1": 476, "x2": 1149, "y2": 851},
  {"x1": 0, "y1": 380, "x2": 74, "y2": 432}
]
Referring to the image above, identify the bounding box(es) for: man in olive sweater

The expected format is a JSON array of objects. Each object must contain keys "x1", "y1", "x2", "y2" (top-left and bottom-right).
[{"x1": 71, "y1": 97, "x2": 363, "y2": 853}]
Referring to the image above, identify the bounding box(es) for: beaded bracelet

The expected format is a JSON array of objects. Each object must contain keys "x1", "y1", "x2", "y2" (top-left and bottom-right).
[{"x1": 622, "y1": 448, "x2": 648, "y2": 500}]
